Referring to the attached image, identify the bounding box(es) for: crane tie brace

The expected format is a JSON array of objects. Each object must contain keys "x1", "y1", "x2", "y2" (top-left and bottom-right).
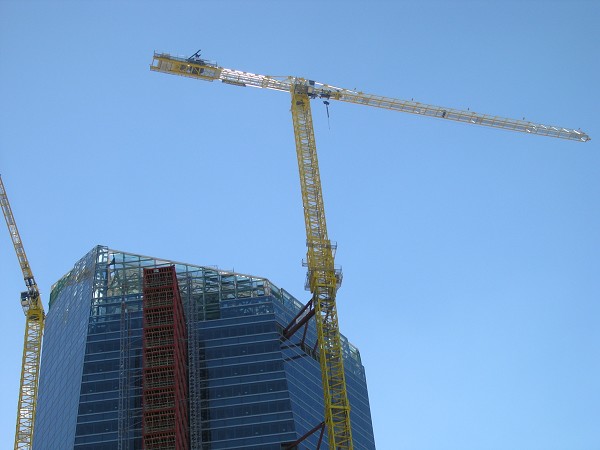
[
  {"x1": 0, "y1": 175, "x2": 46, "y2": 450},
  {"x1": 150, "y1": 51, "x2": 590, "y2": 450}
]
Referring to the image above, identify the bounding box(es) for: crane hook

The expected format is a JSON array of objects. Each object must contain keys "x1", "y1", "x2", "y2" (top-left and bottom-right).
[{"x1": 324, "y1": 100, "x2": 330, "y2": 130}]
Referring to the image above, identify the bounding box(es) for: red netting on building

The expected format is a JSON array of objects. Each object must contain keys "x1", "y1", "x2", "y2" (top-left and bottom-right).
[{"x1": 142, "y1": 266, "x2": 189, "y2": 450}]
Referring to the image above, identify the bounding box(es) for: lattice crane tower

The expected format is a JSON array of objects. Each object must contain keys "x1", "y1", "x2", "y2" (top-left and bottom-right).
[
  {"x1": 150, "y1": 51, "x2": 590, "y2": 449},
  {"x1": 1, "y1": 175, "x2": 45, "y2": 450}
]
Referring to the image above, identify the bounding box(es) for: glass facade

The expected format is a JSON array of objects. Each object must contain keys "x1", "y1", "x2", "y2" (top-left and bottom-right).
[{"x1": 33, "y1": 246, "x2": 375, "y2": 449}]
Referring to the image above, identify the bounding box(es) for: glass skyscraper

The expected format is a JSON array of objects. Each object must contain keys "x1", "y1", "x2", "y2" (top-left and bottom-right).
[{"x1": 33, "y1": 246, "x2": 375, "y2": 449}]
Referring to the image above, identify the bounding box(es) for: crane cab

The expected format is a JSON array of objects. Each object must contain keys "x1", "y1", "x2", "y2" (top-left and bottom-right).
[{"x1": 20, "y1": 291, "x2": 31, "y2": 313}]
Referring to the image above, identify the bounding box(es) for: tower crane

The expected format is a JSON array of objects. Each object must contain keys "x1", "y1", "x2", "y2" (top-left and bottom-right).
[
  {"x1": 0, "y1": 175, "x2": 45, "y2": 450},
  {"x1": 150, "y1": 51, "x2": 590, "y2": 449}
]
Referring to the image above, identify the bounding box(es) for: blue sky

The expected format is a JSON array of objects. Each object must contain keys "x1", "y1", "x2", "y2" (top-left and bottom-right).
[{"x1": 1, "y1": 1, "x2": 598, "y2": 448}]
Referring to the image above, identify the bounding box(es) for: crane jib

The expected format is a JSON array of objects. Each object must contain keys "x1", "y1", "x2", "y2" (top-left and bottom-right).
[{"x1": 150, "y1": 52, "x2": 590, "y2": 142}]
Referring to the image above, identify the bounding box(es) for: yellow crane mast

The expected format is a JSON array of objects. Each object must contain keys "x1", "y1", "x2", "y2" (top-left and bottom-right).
[
  {"x1": 150, "y1": 51, "x2": 590, "y2": 449},
  {"x1": 0, "y1": 175, "x2": 45, "y2": 450}
]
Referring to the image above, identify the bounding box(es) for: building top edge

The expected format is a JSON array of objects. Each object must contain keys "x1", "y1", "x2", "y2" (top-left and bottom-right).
[{"x1": 105, "y1": 245, "x2": 270, "y2": 282}]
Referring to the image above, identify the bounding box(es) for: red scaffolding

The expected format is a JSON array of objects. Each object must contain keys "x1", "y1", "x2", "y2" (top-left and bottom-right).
[{"x1": 142, "y1": 266, "x2": 189, "y2": 450}]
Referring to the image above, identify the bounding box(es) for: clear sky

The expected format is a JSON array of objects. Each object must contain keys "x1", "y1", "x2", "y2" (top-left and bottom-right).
[{"x1": 1, "y1": 1, "x2": 598, "y2": 448}]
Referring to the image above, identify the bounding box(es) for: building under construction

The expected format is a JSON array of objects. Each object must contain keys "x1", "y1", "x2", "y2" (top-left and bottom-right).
[{"x1": 32, "y1": 246, "x2": 375, "y2": 449}]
